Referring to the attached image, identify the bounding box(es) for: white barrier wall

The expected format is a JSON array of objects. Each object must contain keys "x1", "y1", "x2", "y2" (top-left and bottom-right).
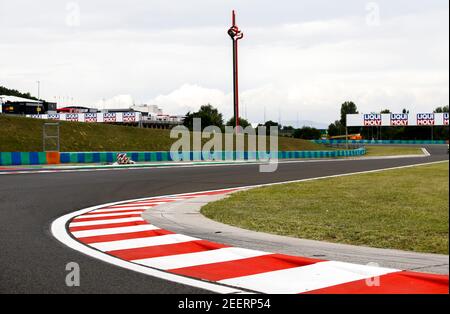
[
  {"x1": 347, "y1": 113, "x2": 449, "y2": 127},
  {"x1": 27, "y1": 112, "x2": 141, "y2": 123}
]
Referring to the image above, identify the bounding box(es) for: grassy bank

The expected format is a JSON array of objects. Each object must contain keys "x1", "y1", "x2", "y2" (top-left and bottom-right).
[
  {"x1": 365, "y1": 145, "x2": 424, "y2": 156},
  {"x1": 0, "y1": 115, "x2": 326, "y2": 152},
  {"x1": 202, "y1": 162, "x2": 449, "y2": 254}
]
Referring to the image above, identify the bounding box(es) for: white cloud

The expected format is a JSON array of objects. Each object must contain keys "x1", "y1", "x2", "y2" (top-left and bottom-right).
[
  {"x1": 147, "y1": 84, "x2": 230, "y2": 116},
  {"x1": 93, "y1": 95, "x2": 135, "y2": 110}
]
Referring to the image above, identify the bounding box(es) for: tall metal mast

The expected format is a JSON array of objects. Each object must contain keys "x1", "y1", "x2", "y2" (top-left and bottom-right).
[{"x1": 228, "y1": 10, "x2": 244, "y2": 129}]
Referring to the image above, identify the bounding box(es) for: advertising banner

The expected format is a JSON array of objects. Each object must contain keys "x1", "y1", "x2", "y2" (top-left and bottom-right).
[
  {"x1": 27, "y1": 112, "x2": 141, "y2": 123},
  {"x1": 103, "y1": 113, "x2": 117, "y2": 123},
  {"x1": 363, "y1": 114, "x2": 382, "y2": 126},
  {"x1": 444, "y1": 113, "x2": 449, "y2": 126},
  {"x1": 84, "y1": 113, "x2": 98, "y2": 123},
  {"x1": 416, "y1": 113, "x2": 435, "y2": 126},
  {"x1": 347, "y1": 113, "x2": 448, "y2": 127},
  {"x1": 390, "y1": 113, "x2": 409, "y2": 126}
]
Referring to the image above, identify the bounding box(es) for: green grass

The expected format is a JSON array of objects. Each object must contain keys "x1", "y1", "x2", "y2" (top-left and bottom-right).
[
  {"x1": 202, "y1": 162, "x2": 449, "y2": 254},
  {"x1": 0, "y1": 115, "x2": 327, "y2": 152},
  {"x1": 365, "y1": 145, "x2": 424, "y2": 156}
]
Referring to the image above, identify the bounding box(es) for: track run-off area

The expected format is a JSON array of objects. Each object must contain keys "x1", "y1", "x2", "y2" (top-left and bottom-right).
[{"x1": 0, "y1": 145, "x2": 448, "y2": 293}]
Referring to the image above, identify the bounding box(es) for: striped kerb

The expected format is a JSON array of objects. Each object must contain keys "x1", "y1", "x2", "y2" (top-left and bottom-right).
[{"x1": 65, "y1": 189, "x2": 449, "y2": 294}]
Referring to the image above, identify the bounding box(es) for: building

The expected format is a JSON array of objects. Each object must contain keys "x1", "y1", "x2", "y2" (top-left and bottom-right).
[
  {"x1": 57, "y1": 106, "x2": 98, "y2": 113},
  {"x1": 100, "y1": 108, "x2": 135, "y2": 113},
  {"x1": 130, "y1": 104, "x2": 163, "y2": 116},
  {"x1": 129, "y1": 104, "x2": 183, "y2": 123},
  {"x1": 43, "y1": 101, "x2": 57, "y2": 113},
  {"x1": 0, "y1": 95, "x2": 47, "y2": 114}
]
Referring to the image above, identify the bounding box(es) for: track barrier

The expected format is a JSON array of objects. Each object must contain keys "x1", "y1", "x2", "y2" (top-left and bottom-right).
[{"x1": 0, "y1": 148, "x2": 366, "y2": 166}]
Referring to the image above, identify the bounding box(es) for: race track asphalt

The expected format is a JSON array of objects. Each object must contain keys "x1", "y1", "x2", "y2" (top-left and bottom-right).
[{"x1": 0, "y1": 145, "x2": 447, "y2": 293}]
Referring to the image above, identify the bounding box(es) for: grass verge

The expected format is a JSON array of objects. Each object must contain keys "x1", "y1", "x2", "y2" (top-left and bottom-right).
[
  {"x1": 364, "y1": 145, "x2": 424, "y2": 156},
  {"x1": 201, "y1": 162, "x2": 449, "y2": 254}
]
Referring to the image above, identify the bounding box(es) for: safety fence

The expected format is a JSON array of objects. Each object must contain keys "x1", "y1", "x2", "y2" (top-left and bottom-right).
[
  {"x1": 313, "y1": 139, "x2": 447, "y2": 145},
  {"x1": 0, "y1": 148, "x2": 366, "y2": 166}
]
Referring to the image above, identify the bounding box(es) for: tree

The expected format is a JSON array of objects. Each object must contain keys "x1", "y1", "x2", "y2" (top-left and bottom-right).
[
  {"x1": 281, "y1": 125, "x2": 295, "y2": 132},
  {"x1": 434, "y1": 106, "x2": 449, "y2": 113},
  {"x1": 433, "y1": 106, "x2": 450, "y2": 141},
  {"x1": 226, "y1": 116, "x2": 251, "y2": 128},
  {"x1": 340, "y1": 101, "x2": 358, "y2": 127},
  {"x1": 182, "y1": 104, "x2": 224, "y2": 130},
  {"x1": 279, "y1": 125, "x2": 295, "y2": 137},
  {"x1": 293, "y1": 127, "x2": 321, "y2": 140},
  {"x1": 261, "y1": 120, "x2": 280, "y2": 128},
  {"x1": 256, "y1": 120, "x2": 281, "y2": 135},
  {"x1": 328, "y1": 120, "x2": 344, "y2": 137},
  {"x1": 381, "y1": 109, "x2": 391, "y2": 113},
  {"x1": 264, "y1": 120, "x2": 281, "y2": 134}
]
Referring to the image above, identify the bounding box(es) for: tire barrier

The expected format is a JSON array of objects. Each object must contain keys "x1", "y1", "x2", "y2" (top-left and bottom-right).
[
  {"x1": 0, "y1": 152, "x2": 53, "y2": 166},
  {"x1": 0, "y1": 148, "x2": 366, "y2": 166},
  {"x1": 313, "y1": 139, "x2": 447, "y2": 145},
  {"x1": 116, "y1": 153, "x2": 136, "y2": 165}
]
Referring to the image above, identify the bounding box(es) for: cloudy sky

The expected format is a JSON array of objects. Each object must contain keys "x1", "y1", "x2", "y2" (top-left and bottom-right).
[{"x1": 0, "y1": 0, "x2": 448, "y2": 126}]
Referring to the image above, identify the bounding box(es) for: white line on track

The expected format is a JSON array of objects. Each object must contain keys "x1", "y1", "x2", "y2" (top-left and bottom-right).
[{"x1": 422, "y1": 148, "x2": 431, "y2": 156}]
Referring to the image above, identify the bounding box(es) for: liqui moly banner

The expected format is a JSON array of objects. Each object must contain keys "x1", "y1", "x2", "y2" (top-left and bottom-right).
[
  {"x1": 363, "y1": 114, "x2": 382, "y2": 126},
  {"x1": 84, "y1": 113, "x2": 98, "y2": 123},
  {"x1": 416, "y1": 113, "x2": 435, "y2": 126},
  {"x1": 26, "y1": 112, "x2": 141, "y2": 123},
  {"x1": 48, "y1": 114, "x2": 60, "y2": 120},
  {"x1": 103, "y1": 113, "x2": 117, "y2": 123},
  {"x1": 390, "y1": 113, "x2": 408, "y2": 126},
  {"x1": 123, "y1": 112, "x2": 137, "y2": 122},
  {"x1": 443, "y1": 113, "x2": 449, "y2": 126},
  {"x1": 66, "y1": 113, "x2": 80, "y2": 122},
  {"x1": 347, "y1": 113, "x2": 448, "y2": 127}
]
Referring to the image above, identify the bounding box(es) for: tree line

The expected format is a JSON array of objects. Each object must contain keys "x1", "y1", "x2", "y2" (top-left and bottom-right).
[
  {"x1": 0, "y1": 86, "x2": 39, "y2": 101},
  {"x1": 182, "y1": 104, "x2": 323, "y2": 140}
]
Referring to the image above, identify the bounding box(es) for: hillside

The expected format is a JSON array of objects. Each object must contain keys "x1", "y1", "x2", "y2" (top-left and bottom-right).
[{"x1": 0, "y1": 115, "x2": 328, "y2": 152}]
